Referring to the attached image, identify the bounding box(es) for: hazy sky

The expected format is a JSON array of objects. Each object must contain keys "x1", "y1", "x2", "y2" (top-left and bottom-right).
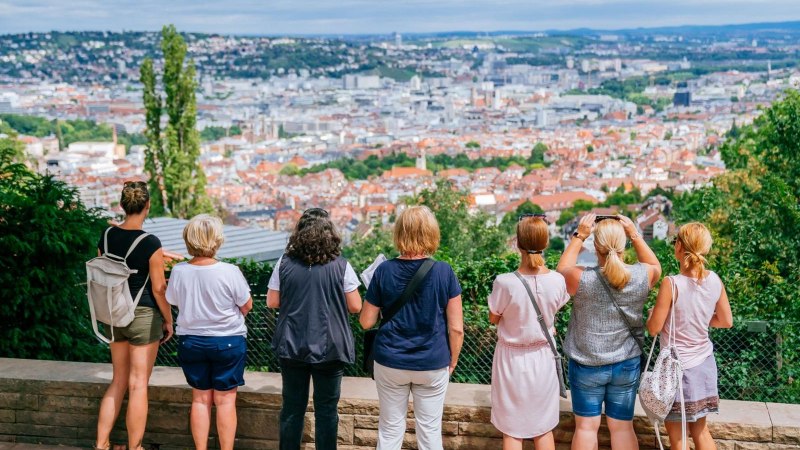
[{"x1": 1, "y1": 0, "x2": 800, "y2": 35}]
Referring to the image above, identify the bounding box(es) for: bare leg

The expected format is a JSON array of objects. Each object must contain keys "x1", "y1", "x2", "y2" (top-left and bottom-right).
[
  {"x1": 126, "y1": 341, "x2": 159, "y2": 450},
  {"x1": 214, "y1": 388, "x2": 238, "y2": 450},
  {"x1": 690, "y1": 418, "x2": 717, "y2": 450},
  {"x1": 502, "y1": 434, "x2": 523, "y2": 450},
  {"x1": 532, "y1": 431, "x2": 555, "y2": 450},
  {"x1": 606, "y1": 417, "x2": 639, "y2": 450},
  {"x1": 96, "y1": 342, "x2": 130, "y2": 449},
  {"x1": 190, "y1": 389, "x2": 214, "y2": 450},
  {"x1": 572, "y1": 415, "x2": 601, "y2": 450}
]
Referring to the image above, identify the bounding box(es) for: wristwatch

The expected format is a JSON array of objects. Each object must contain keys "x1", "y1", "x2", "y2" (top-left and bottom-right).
[{"x1": 572, "y1": 231, "x2": 587, "y2": 241}]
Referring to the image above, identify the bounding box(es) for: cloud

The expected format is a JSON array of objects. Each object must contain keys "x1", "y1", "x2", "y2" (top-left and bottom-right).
[{"x1": 0, "y1": 0, "x2": 799, "y2": 34}]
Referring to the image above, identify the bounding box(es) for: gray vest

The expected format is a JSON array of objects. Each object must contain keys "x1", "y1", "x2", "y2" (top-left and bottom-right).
[
  {"x1": 271, "y1": 255, "x2": 355, "y2": 364},
  {"x1": 564, "y1": 263, "x2": 650, "y2": 366}
]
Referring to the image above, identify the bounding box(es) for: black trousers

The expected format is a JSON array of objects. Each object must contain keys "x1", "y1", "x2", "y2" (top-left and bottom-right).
[{"x1": 279, "y1": 358, "x2": 345, "y2": 450}]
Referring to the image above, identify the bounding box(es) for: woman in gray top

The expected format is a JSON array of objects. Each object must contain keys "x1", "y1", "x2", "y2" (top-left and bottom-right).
[{"x1": 557, "y1": 213, "x2": 661, "y2": 450}]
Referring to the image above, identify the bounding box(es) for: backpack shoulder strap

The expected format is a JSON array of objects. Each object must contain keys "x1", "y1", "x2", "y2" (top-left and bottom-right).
[
  {"x1": 102, "y1": 226, "x2": 113, "y2": 255},
  {"x1": 125, "y1": 232, "x2": 151, "y2": 260}
]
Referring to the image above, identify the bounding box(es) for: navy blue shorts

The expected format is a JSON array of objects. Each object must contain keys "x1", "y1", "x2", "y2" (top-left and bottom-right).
[
  {"x1": 178, "y1": 335, "x2": 247, "y2": 391},
  {"x1": 568, "y1": 356, "x2": 641, "y2": 421}
]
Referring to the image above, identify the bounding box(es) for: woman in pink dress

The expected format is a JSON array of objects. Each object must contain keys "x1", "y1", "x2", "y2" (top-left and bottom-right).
[
  {"x1": 647, "y1": 223, "x2": 732, "y2": 450},
  {"x1": 488, "y1": 215, "x2": 570, "y2": 450}
]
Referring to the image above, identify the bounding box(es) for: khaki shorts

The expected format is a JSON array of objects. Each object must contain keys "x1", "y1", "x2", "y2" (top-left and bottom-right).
[{"x1": 102, "y1": 306, "x2": 163, "y2": 346}]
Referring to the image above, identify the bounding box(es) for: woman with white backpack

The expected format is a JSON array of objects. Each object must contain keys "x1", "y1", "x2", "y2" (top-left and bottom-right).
[
  {"x1": 94, "y1": 181, "x2": 174, "y2": 450},
  {"x1": 646, "y1": 223, "x2": 732, "y2": 450}
]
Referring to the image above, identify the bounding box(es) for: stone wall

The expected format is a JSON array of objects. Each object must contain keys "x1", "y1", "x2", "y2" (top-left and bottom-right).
[{"x1": 0, "y1": 359, "x2": 798, "y2": 450}]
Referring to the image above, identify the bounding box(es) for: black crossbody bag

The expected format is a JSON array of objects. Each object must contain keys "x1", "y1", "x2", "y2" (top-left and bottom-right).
[
  {"x1": 596, "y1": 273, "x2": 647, "y2": 368},
  {"x1": 513, "y1": 271, "x2": 568, "y2": 398},
  {"x1": 362, "y1": 259, "x2": 436, "y2": 377}
]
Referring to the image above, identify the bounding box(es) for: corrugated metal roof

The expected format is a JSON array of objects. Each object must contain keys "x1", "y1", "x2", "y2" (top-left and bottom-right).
[{"x1": 143, "y1": 217, "x2": 288, "y2": 262}]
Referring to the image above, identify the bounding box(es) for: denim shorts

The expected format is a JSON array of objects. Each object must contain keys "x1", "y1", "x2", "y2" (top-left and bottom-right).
[
  {"x1": 178, "y1": 335, "x2": 247, "y2": 391},
  {"x1": 568, "y1": 356, "x2": 641, "y2": 421}
]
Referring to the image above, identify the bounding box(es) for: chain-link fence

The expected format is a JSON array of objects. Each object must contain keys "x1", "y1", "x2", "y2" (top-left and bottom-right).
[{"x1": 155, "y1": 291, "x2": 800, "y2": 404}]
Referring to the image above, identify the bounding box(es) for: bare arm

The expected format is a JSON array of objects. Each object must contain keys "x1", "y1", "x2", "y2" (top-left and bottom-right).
[
  {"x1": 646, "y1": 277, "x2": 673, "y2": 336},
  {"x1": 359, "y1": 301, "x2": 380, "y2": 329},
  {"x1": 489, "y1": 311, "x2": 501, "y2": 325},
  {"x1": 557, "y1": 213, "x2": 594, "y2": 296},
  {"x1": 617, "y1": 215, "x2": 662, "y2": 287},
  {"x1": 709, "y1": 285, "x2": 733, "y2": 328},
  {"x1": 148, "y1": 248, "x2": 174, "y2": 344},
  {"x1": 239, "y1": 297, "x2": 253, "y2": 316},
  {"x1": 266, "y1": 289, "x2": 280, "y2": 309},
  {"x1": 446, "y1": 295, "x2": 464, "y2": 374},
  {"x1": 345, "y1": 289, "x2": 363, "y2": 314}
]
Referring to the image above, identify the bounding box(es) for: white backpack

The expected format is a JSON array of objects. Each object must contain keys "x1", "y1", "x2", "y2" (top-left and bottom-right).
[
  {"x1": 86, "y1": 227, "x2": 151, "y2": 343},
  {"x1": 639, "y1": 276, "x2": 686, "y2": 450}
]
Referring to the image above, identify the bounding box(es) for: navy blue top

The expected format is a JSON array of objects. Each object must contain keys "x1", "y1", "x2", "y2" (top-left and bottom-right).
[{"x1": 365, "y1": 258, "x2": 462, "y2": 371}]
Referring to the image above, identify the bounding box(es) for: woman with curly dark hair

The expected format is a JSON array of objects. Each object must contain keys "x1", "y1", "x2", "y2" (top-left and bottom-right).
[{"x1": 267, "y1": 208, "x2": 362, "y2": 450}]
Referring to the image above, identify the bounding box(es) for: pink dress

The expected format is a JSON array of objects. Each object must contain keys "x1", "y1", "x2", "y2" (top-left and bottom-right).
[{"x1": 488, "y1": 271, "x2": 570, "y2": 438}]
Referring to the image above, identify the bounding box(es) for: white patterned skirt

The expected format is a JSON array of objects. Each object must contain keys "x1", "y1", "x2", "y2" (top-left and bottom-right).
[{"x1": 666, "y1": 354, "x2": 720, "y2": 422}]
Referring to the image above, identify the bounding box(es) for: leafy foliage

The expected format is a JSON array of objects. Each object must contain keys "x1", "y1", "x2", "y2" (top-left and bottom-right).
[{"x1": 0, "y1": 134, "x2": 108, "y2": 361}]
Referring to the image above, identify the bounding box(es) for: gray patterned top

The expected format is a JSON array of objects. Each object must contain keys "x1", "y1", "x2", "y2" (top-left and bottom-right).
[{"x1": 564, "y1": 263, "x2": 650, "y2": 366}]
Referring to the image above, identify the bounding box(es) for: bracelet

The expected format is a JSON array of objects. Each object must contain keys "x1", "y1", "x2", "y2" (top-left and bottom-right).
[
  {"x1": 629, "y1": 233, "x2": 643, "y2": 241},
  {"x1": 572, "y1": 231, "x2": 587, "y2": 241}
]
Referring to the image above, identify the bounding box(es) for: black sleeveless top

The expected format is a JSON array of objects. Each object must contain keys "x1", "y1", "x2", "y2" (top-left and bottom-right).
[
  {"x1": 271, "y1": 255, "x2": 355, "y2": 364},
  {"x1": 97, "y1": 227, "x2": 162, "y2": 308}
]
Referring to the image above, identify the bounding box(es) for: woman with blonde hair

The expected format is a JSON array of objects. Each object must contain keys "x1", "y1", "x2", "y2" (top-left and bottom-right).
[
  {"x1": 166, "y1": 214, "x2": 253, "y2": 450},
  {"x1": 646, "y1": 223, "x2": 732, "y2": 450},
  {"x1": 360, "y1": 205, "x2": 464, "y2": 450},
  {"x1": 95, "y1": 181, "x2": 173, "y2": 450},
  {"x1": 488, "y1": 214, "x2": 570, "y2": 450},
  {"x1": 557, "y1": 214, "x2": 661, "y2": 450}
]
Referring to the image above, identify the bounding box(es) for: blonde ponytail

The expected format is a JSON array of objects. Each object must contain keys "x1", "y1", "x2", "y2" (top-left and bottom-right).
[
  {"x1": 517, "y1": 217, "x2": 548, "y2": 268},
  {"x1": 677, "y1": 222, "x2": 712, "y2": 279},
  {"x1": 594, "y1": 219, "x2": 631, "y2": 289}
]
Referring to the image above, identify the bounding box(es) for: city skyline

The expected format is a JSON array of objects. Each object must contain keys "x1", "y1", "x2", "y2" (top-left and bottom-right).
[{"x1": 2, "y1": 0, "x2": 800, "y2": 35}]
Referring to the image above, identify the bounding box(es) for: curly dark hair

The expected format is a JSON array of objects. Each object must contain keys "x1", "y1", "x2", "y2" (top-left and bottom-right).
[{"x1": 285, "y1": 211, "x2": 342, "y2": 266}]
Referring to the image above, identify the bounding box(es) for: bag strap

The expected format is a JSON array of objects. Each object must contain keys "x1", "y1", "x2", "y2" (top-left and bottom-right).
[
  {"x1": 102, "y1": 226, "x2": 113, "y2": 255},
  {"x1": 379, "y1": 259, "x2": 435, "y2": 328},
  {"x1": 125, "y1": 232, "x2": 151, "y2": 260},
  {"x1": 513, "y1": 271, "x2": 568, "y2": 398},
  {"x1": 597, "y1": 271, "x2": 645, "y2": 354}
]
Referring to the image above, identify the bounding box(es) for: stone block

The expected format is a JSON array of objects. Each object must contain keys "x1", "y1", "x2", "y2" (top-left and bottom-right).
[
  {"x1": 144, "y1": 403, "x2": 190, "y2": 433},
  {"x1": 457, "y1": 422, "x2": 502, "y2": 438},
  {"x1": 442, "y1": 421, "x2": 459, "y2": 436},
  {"x1": 0, "y1": 411, "x2": 13, "y2": 423},
  {"x1": 339, "y1": 414, "x2": 355, "y2": 445},
  {"x1": 238, "y1": 408, "x2": 281, "y2": 440},
  {"x1": 353, "y1": 428, "x2": 377, "y2": 447},
  {"x1": 0, "y1": 394, "x2": 37, "y2": 411},
  {"x1": 232, "y1": 437, "x2": 280, "y2": 450},
  {"x1": 767, "y1": 402, "x2": 800, "y2": 445},
  {"x1": 441, "y1": 405, "x2": 491, "y2": 423},
  {"x1": 443, "y1": 434, "x2": 503, "y2": 449},
  {"x1": 16, "y1": 410, "x2": 97, "y2": 428},
  {"x1": 338, "y1": 398, "x2": 380, "y2": 416},
  {"x1": 13, "y1": 435, "x2": 86, "y2": 447},
  {"x1": 708, "y1": 400, "x2": 772, "y2": 443},
  {"x1": 37, "y1": 395, "x2": 100, "y2": 414},
  {"x1": 353, "y1": 414, "x2": 378, "y2": 430},
  {"x1": 716, "y1": 440, "x2": 737, "y2": 450},
  {"x1": 0, "y1": 423, "x2": 77, "y2": 439}
]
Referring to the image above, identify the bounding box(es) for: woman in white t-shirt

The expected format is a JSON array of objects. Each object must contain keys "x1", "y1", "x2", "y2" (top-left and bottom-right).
[{"x1": 166, "y1": 214, "x2": 253, "y2": 450}]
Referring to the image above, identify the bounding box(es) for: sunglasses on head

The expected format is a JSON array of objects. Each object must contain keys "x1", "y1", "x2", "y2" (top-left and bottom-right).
[
  {"x1": 518, "y1": 213, "x2": 548, "y2": 223},
  {"x1": 303, "y1": 207, "x2": 330, "y2": 217},
  {"x1": 123, "y1": 180, "x2": 147, "y2": 188},
  {"x1": 668, "y1": 235, "x2": 681, "y2": 246},
  {"x1": 594, "y1": 215, "x2": 620, "y2": 223}
]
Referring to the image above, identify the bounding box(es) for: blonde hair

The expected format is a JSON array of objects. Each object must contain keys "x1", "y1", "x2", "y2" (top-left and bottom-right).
[
  {"x1": 394, "y1": 206, "x2": 440, "y2": 256},
  {"x1": 594, "y1": 219, "x2": 631, "y2": 290},
  {"x1": 183, "y1": 214, "x2": 225, "y2": 258},
  {"x1": 517, "y1": 217, "x2": 548, "y2": 268},
  {"x1": 676, "y1": 222, "x2": 712, "y2": 279}
]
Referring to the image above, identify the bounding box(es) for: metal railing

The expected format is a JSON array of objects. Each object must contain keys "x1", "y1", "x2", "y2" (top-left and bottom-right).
[{"x1": 155, "y1": 292, "x2": 800, "y2": 405}]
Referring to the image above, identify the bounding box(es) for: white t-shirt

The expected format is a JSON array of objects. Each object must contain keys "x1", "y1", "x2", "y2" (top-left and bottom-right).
[
  {"x1": 268, "y1": 255, "x2": 360, "y2": 293},
  {"x1": 166, "y1": 261, "x2": 251, "y2": 337}
]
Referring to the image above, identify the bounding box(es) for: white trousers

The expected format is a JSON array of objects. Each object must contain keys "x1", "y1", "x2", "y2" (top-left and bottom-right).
[{"x1": 374, "y1": 362, "x2": 450, "y2": 450}]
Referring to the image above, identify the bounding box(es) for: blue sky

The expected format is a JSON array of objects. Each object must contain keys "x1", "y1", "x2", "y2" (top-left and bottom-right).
[{"x1": 1, "y1": 0, "x2": 800, "y2": 35}]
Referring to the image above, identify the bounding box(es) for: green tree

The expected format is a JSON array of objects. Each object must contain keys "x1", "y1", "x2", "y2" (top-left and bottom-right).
[
  {"x1": 0, "y1": 134, "x2": 107, "y2": 361},
  {"x1": 465, "y1": 140, "x2": 480, "y2": 149},
  {"x1": 529, "y1": 142, "x2": 548, "y2": 164},
  {"x1": 140, "y1": 25, "x2": 214, "y2": 218}
]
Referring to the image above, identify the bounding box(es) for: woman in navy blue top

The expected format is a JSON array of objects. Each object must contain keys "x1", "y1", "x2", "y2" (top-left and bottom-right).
[
  {"x1": 267, "y1": 208, "x2": 362, "y2": 450},
  {"x1": 360, "y1": 206, "x2": 464, "y2": 450}
]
